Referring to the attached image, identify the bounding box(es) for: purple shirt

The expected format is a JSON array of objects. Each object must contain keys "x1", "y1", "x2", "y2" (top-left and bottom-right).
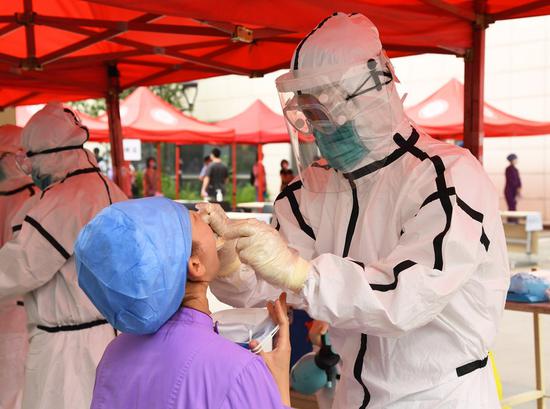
[{"x1": 91, "y1": 308, "x2": 289, "y2": 409}]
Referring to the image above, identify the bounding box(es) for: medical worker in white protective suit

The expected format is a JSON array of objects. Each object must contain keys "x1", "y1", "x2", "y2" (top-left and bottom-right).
[
  {"x1": 199, "y1": 12, "x2": 509, "y2": 409},
  {"x1": 0, "y1": 125, "x2": 39, "y2": 409},
  {"x1": 0, "y1": 103, "x2": 127, "y2": 409}
]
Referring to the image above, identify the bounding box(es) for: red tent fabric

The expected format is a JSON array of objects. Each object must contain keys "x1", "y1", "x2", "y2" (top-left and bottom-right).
[
  {"x1": 1, "y1": 0, "x2": 549, "y2": 108},
  {"x1": 15, "y1": 88, "x2": 234, "y2": 144},
  {"x1": 406, "y1": 78, "x2": 550, "y2": 139},
  {"x1": 215, "y1": 100, "x2": 289, "y2": 144},
  {"x1": 94, "y1": 87, "x2": 234, "y2": 144}
]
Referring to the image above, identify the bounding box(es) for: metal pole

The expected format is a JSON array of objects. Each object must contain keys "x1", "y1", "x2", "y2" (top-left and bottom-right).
[
  {"x1": 232, "y1": 142, "x2": 237, "y2": 209},
  {"x1": 175, "y1": 145, "x2": 180, "y2": 199},
  {"x1": 463, "y1": 2, "x2": 487, "y2": 162},
  {"x1": 105, "y1": 64, "x2": 129, "y2": 195}
]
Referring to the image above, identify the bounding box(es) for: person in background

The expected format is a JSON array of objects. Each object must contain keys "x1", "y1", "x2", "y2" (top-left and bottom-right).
[
  {"x1": 0, "y1": 125, "x2": 40, "y2": 409},
  {"x1": 0, "y1": 103, "x2": 127, "y2": 409},
  {"x1": 198, "y1": 155, "x2": 212, "y2": 196},
  {"x1": 253, "y1": 154, "x2": 267, "y2": 201},
  {"x1": 505, "y1": 153, "x2": 521, "y2": 211},
  {"x1": 74, "y1": 197, "x2": 292, "y2": 409},
  {"x1": 93, "y1": 147, "x2": 108, "y2": 176},
  {"x1": 143, "y1": 156, "x2": 159, "y2": 197},
  {"x1": 199, "y1": 155, "x2": 212, "y2": 182},
  {"x1": 279, "y1": 159, "x2": 294, "y2": 192},
  {"x1": 201, "y1": 148, "x2": 228, "y2": 201}
]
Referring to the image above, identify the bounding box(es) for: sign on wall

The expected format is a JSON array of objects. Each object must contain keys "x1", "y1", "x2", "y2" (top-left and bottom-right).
[{"x1": 123, "y1": 139, "x2": 141, "y2": 161}]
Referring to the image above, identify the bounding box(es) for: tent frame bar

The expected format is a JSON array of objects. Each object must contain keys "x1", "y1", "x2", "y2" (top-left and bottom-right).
[
  {"x1": 490, "y1": 0, "x2": 550, "y2": 20},
  {"x1": 462, "y1": 0, "x2": 486, "y2": 161},
  {"x1": 420, "y1": 0, "x2": 477, "y2": 21}
]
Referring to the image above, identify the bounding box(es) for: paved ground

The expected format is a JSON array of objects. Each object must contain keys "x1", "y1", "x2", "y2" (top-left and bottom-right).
[{"x1": 495, "y1": 237, "x2": 550, "y2": 409}]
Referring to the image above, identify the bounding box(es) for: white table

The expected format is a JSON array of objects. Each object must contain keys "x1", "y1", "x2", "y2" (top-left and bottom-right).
[
  {"x1": 236, "y1": 202, "x2": 273, "y2": 211},
  {"x1": 226, "y1": 211, "x2": 272, "y2": 224},
  {"x1": 501, "y1": 211, "x2": 543, "y2": 255}
]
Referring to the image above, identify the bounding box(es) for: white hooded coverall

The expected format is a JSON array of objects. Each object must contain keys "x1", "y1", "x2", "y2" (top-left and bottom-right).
[
  {"x1": 211, "y1": 13, "x2": 509, "y2": 409},
  {"x1": 213, "y1": 127, "x2": 509, "y2": 408},
  {"x1": 0, "y1": 105, "x2": 127, "y2": 409},
  {"x1": 0, "y1": 177, "x2": 38, "y2": 409}
]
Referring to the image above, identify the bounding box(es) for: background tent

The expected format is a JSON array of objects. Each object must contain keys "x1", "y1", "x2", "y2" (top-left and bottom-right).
[
  {"x1": 215, "y1": 99, "x2": 289, "y2": 203},
  {"x1": 406, "y1": 79, "x2": 550, "y2": 139},
  {"x1": 1, "y1": 0, "x2": 549, "y2": 108},
  {"x1": 3, "y1": 0, "x2": 550, "y2": 185},
  {"x1": 96, "y1": 87, "x2": 234, "y2": 144},
  {"x1": 215, "y1": 99, "x2": 288, "y2": 145}
]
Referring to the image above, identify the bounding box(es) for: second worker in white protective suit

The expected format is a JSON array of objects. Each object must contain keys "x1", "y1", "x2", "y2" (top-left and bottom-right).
[
  {"x1": 0, "y1": 103, "x2": 127, "y2": 409},
  {"x1": 200, "y1": 13, "x2": 510, "y2": 409},
  {"x1": 0, "y1": 125, "x2": 40, "y2": 409}
]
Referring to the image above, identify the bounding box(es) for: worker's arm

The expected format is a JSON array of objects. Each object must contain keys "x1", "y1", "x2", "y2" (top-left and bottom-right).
[
  {"x1": 210, "y1": 179, "x2": 314, "y2": 309},
  {"x1": 0, "y1": 211, "x2": 68, "y2": 301},
  {"x1": 302, "y1": 155, "x2": 509, "y2": 337}
]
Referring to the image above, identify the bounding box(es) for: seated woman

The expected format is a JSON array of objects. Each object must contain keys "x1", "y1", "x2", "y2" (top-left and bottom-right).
[{"x1": 74, "y1": 197, "x2": 291, "y2": 409}]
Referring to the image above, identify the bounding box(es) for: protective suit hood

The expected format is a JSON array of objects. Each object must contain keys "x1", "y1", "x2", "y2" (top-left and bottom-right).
[
  {"x1": 277, "y1": 12, "x2": 410, "y2": 184},
  {"x1": 0, "y1": 125, "x2": 31, "y2": 184},
  {"x1": 21, "y1": 102, "x2": 94, "y2": 183}
]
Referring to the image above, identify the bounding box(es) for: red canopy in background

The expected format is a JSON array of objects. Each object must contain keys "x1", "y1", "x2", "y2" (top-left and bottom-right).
[
  {"x1": 15, "y1": 87, "x2": 234, "y2": 144},
  {"x1": 1, "y1": 0, "x2": 549, "y2": 108},
  {"x1": 215, "y1": 100, "x2": 289, "y2": 144},
  {"x1": 406, "y1": 79, "x2": 550, "y2": 139},
  {"x1": 95, "y1": 87, "x2": 234, "y2": 144}
]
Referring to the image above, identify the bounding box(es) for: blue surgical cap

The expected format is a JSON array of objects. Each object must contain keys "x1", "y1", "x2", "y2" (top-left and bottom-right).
[
  {"x1": 75, "y1": 197, "x2": 192, "y2": 335},
  {"x1": 507, "y1": 153, "x2": 517, "y2": 162}
]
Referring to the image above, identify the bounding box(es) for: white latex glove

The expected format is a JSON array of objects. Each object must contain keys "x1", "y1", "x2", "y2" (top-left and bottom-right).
[
  {"x1": 224, "y1": 219, "x2": 310, "y2": 292},
  {"x1": 196, "y1": 202, "x2": 240, "y2": 277}
]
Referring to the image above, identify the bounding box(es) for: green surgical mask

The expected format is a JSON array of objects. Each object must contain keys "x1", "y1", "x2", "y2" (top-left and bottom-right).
[
  {"x1": 313, "y1": 121, "x2": 368, "y2": 172},
  {"x1": 32, "y1": 169, "x2": 52, "y2": 190}
]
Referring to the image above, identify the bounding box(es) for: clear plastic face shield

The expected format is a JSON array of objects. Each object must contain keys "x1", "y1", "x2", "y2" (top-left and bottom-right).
[{"x1": 276, "y1": 54, "x2": 397, "y2": 192}]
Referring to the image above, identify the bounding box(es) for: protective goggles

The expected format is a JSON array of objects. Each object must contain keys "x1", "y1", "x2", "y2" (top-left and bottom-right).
[
  {"x1": 15, "y1": 144, "x2": 84, "y2": 175},
  {"x1": 278, "y1": 56, "x2": 393, "y2": 136}
]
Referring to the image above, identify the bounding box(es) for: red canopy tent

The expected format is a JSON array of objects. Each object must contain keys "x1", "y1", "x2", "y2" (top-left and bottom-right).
[
  {"x1": 406, "y1": 79, "x2": 550, "y2": 139},
  {"x1": 1, "y1": 0, "x2": 550, "y2": 191},
  {"x1": 215, "y1": 100, "x2": 288, "y2": 145},
  {"x1": 16, "y1": 89, "x2": 234, "y2": 144},
  {"x1": 214, "y1": 99, "x2": 289, "y2": 204},
  {"x1": 95, "y1": 87, "x2": 234, "y2": 144}
]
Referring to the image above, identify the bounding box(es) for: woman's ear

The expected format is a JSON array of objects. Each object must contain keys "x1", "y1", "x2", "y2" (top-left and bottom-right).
[{"x1": 187, "y1": 254, "x2": 206, "y2": 281}]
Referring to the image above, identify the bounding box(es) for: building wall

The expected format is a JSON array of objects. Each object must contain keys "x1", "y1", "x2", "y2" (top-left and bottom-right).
[{"x1": 392, "y1": 15, "x2": 550, "y2": 219}]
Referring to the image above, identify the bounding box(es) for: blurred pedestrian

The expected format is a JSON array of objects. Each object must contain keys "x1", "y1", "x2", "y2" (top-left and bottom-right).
[
  {"x1": 143, "y1": 157, "x2": 159, "y2": 197},
  {"x1": 279, "y1": 159, "x2": 294, "y2": 192},
  {"x1": 199, "y1": 156, "x2": 212, "y2": 182},
  {"x1": 505, "y1": 153, "x2": 521, "y2": 211},
  {"x1": 93, "y1": 147, "x2": 108, "y2": 176},
  {"x1": 253, "y1": 154, "x2": 267, "y2": 201},
  {"x1": 201, "y1": 148, "x2": 227, "y2": 201}
]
